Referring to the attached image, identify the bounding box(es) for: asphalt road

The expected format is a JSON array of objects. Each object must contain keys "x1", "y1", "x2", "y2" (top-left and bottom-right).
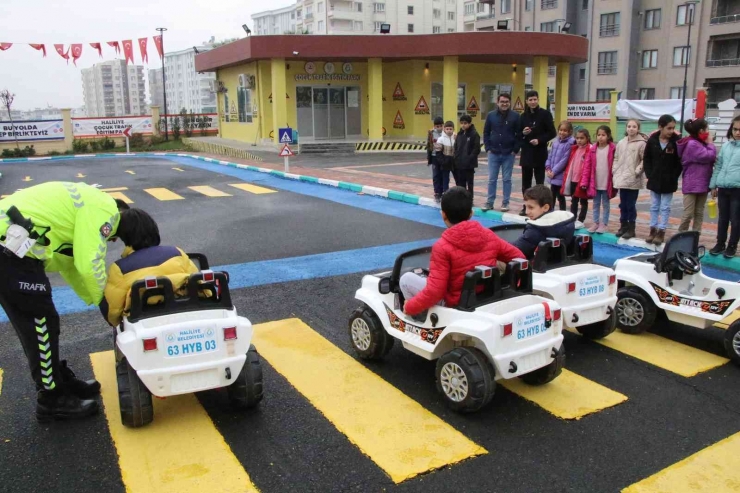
[{"x1": 0, "y1": 156, "x2": 738, "y2": 493}]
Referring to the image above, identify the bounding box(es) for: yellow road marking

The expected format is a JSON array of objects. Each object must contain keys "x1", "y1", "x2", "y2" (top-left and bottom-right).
[
  {"x1": 144, "y1": 188, "x2": 184, "y2": 201},
  {"x1": 125, "y1": 170, "x2": 136, "y2": 175},
  {"x1": 622, "y1": 431, "x2": 740, "y2": 493},
  {"x1": 90, "y1": 351, "x2": 258, "y2": 493},
  {"x1": 229, "y1": 183, "x2": 277, "y2": 195},
  {"x1": 172, "y1": 167, "x2": 185, "y2": 172},
  {"x1": 0, "y1": 368, "x2": 3, "y2": 396},
  {"x1": 596, "y1": 331, "x2": 729, "y2": 377},
  {"x1": 252, "y1": 318, "x2": 487, "y2": 483},
  {"x1": 501, "y1": 369, "x2": 627, "y2": 420},
  {"x1": 715, "y1": 309, "x2": 740, "y2": 330},
  {"x1": 101, "y1": 187, "x2": 129, "y2": 192},
  {"x1": 22, "y1": 176, "x2": 32, "y2": 182},
  {"x1": 188, "y1": 186, "x2": 232, "y2": 197},
  {"x1": 106, "y1": 191, "x2": 134, "y2": 204}
]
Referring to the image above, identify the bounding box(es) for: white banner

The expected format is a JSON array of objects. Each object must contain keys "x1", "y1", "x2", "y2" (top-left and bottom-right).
[
  {"x1": 616, "y1": 99, "x2": 696, "y2": 121},
  {"x1": 0, "y1": 120, "x2": 65, "y2": 142},
  {"x1": 567, "y1": 103, "x2": 611, "y2": 121},
  {"x1": 72, "y1": 116, "x2": 154, "y2": 137}
]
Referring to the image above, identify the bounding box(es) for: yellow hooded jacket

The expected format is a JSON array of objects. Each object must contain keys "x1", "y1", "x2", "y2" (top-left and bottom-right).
[{"x1": 100, "y1": 245, "x2": 199, "y2": 327}]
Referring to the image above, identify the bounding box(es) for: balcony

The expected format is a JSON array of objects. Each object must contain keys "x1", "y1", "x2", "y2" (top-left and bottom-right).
[
  {"x1": 711, "y1": 13, "x2": 740, "y2": 23},
  {"x1": 328, "y1": 6, "x2": 363, "y2": 20},
  {"x1": 541, "y1": 0, "x2": 557, "y2": 9},
  {"x1": 599, "y1": 24, "x2": 620, "y2": 37},
  {"x1": 305, "y1": 12, "x2": 314, "y2": 19},
  {"x1": 474, "y1": 17, "x2": 498, "y2": 30},
  {"x1": 707, "y1": 57, "x2": 740, "y2": 67},
  {"x1": 597, "y1": 63, "x2": 617, "y2": 75},
  {"x1": 706, "y1": 37, "x2": 740, "y2": 71}
]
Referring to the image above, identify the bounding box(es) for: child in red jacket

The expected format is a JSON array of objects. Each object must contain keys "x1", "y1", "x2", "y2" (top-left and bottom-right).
[
  {"x1": 560, "y1": 128, "x2": 592, "y2": 223},
  {"x1": 401, "y1": 187, "x2": 525, "y2": 316}
]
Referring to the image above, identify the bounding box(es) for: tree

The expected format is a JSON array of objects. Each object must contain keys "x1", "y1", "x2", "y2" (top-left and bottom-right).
[
  {"x1": 0, "y1": 89, "x2": 20, "y2": 151},
  {"x1": 212, "y1": 37, "x2": 240, "y2": 48}
]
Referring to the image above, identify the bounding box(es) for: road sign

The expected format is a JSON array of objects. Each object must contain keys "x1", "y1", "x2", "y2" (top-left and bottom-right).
[
  {"x1": 279, "y1": 144, "x2": 295, "y2": 157},
  {"x1": 513, "y1": 97, "x2": 524, "y2": 112},
  {"x1": 278, "y1": 127, "x2": 293, "y2": 144},
  {"x1": 122, "y1": 126, "x2": 132, "y2": 138}
]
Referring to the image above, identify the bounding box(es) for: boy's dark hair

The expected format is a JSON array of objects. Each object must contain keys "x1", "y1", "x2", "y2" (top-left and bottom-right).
[
  {"x1": 441, "y1": 186, "x2": 473, "y2": 224},
  {"x1": 433, "y1": 116, "x2": 444, "y2": 125},
  {"x1": 684, "y1": 118, "x2": 707, "y2": 138},
  {"x1": 459, "y1": 114, "x2": 472, "y2": 124},
  {"x1": 658, "y1": 114, "x2": 676, "y2": 127},
  {"x1": 728, "y1": 115, "x2": 740, "y2": 140},
  {"x1": 576, "y1": 127, "x2": 591, "y2": 143},
  {"x1": 526, "y1": 90, "x2": 539, "y2": 99},
  {"x1": 523, "y1": 184, "x2": 553, "y2": 208},
  {"x1": 444, "y1": 120, "x2": 455, "y2": 128},
  {"x1": 115, "y1": 198, "x2": 130, "y2": 211},
  {"x1": 498, "y1": 93, "x2": 511, "y2": 102},
  {"x1": 596, "y1": 125, "x2": 614, "y2": 143},
  {"x1": 116, "y1": 208, "x2": 161, "y2": 251}
]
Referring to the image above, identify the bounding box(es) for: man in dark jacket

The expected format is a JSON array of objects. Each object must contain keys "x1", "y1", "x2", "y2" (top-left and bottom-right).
[
  {"x1": 482, "y1": 93, "x2": 521, "y2": 212},
  {"x1": 513, "y1": 185, "x2": 576, "y2": 259},
  {"x1": 519, "y1": 90, "x2": 557, "y2": 216},
  {"x1": 453, "y1": 114, "x2": 481, "y2": 195}
]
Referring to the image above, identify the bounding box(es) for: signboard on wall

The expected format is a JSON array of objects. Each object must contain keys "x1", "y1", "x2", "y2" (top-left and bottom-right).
[
  {"x1": 73, "y1": 116, "x2": 154, "y2": 137},
  {"x1": 159, "y1": 114, "x2": 218, "y2": 135},
  {"x1": 0, "y1": 120, "x2": 65, "y2": 142},
  {"x1": 567, "y1": 102, "x2": 611, "y2": 120},
  {"x1": 294, "y1": 74, "x2": 360, "y2": 82}
]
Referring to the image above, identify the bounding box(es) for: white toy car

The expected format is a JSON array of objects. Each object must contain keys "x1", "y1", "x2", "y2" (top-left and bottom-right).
[
  {"x1": 348, "y1": 248, "x2": 565, "y2": 413},
  {"x1": 114, "y1": 254, "x2": 264, "y2": 428},
  {"x1": 490, "y1": 224, "x2": 618, "y2": 340},
  {"x1": 614, "y1": 231, "x2": 740, "y2": 365}
]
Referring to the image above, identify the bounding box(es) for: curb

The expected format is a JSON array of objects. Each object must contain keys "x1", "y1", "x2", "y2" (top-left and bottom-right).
[{"x1": 2, "y1": 152, "x2": 739, "y2": 274}]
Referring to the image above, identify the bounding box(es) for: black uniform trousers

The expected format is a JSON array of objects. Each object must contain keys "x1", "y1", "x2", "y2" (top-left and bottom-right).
[{"x1": 0, "y1": 250, "x2": 62, "y2": 392}]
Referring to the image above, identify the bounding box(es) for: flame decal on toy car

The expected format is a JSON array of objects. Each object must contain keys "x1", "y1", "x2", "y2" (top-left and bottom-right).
[
  {"x1": 383, "y1": 303, "x2": 445, "y2": 344},
  {"x1": 649, "y1": 282, "x2": 735, "y2": 315}
]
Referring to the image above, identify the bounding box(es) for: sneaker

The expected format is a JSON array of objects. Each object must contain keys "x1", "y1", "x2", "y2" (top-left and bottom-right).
[
  {"x1": 60, "y1": 360, "x2": 101, "y2": 399},
  {"x1": 596, "y1": 223, "x2": 608, "y2": 234},
  {"x1": 501, "y1": 205, "x2": 509, "y2": 212},
  {"x1": 724, "y1": 244, "x2": 737, "y2": 258},
  {"x1": 710, "y1": 242, "x2": 726, "y2": 255},
  {"x1": 481, "y1": 202, "x2": 493, "y2": 211},
  {"x1": 588, "y1": 222, "x2": 600, "y2": 233}
]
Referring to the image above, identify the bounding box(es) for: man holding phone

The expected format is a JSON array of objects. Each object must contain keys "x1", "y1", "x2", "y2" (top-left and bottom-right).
[{"x1": 519, "y1": 90, "x2": 556, "y2": 216}]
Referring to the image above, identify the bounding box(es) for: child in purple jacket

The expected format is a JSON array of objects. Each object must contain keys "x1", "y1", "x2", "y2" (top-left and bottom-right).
[
  {"x1": 545, "y1": 121, "x2": 576, "y2": 210},
  {"x1": 677, "y1": 118, "x2": 716, "y2": 233}
]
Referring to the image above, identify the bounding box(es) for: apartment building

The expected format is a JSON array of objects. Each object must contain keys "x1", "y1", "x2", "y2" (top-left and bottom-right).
[
  {"x1": 81, "y1": 60, "x2": 146, "y2": 117},
  {"x1": 148, "y1": 68, "x2": 164, "y2": 109},
  {"x1": 253, "y1": 4, "x2": 299, "y2": 34},
  {"x1": 698, "y1": 0, "x2": 740, "y2": 108},
  {"x1": 152, "y1": 40, "x2": 218, "y2": 115}
]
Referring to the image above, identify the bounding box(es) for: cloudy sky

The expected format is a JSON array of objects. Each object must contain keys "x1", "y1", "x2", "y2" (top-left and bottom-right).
[{"x1": 0, "y1": 0, "x2": 293, "y2": 111}]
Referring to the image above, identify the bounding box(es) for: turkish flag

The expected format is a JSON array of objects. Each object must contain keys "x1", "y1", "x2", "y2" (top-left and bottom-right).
[
  {"x1": 138, "y1": 37, "x2": 148, "y2": 64},
  {"x1": 54, "y1": 44, "x2": 70, "y2": 63},
  {"x1": 29, "y1": 44, "x2": 47, "y2": 57},
  {"x1": 71, "y1": 44, "x2": 83, "y2": 66},
  {"x1": 107, "y1": 41, "x2": 120, "y2": 54},
  {"x1": 0, "y1": 43, "x2": 12, "y2": 51},
  {"x1": 122, "y1": 39, "x2": 134, "y2": 64},
  {"x1": 152, "y1": 35, "x2": 163, "y2": 60},
  {"x1": 90, "y1": 42, "x2": 103, "y2": 58}
]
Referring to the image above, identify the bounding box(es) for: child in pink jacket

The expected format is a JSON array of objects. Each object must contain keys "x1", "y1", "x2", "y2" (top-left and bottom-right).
[
  {"x1": 582, "y1": 125, "x2": 616, "y2": 233},
  {"x1": 560, "y1": 128, "x2": 592, "y2": 223}
]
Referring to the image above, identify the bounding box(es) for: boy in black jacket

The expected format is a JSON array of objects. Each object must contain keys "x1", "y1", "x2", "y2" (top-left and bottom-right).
[
  {"x1": 513, "y1": 185, "x2": 576, "y2": 259},
  {"x1": 454, "y1": 114, "x2": 481, "y2": 195}
]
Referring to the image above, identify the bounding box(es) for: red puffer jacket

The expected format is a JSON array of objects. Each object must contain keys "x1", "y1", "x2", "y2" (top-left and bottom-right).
[{"x1": 405, "y1": 220, "x2": 525, "y2": 315}]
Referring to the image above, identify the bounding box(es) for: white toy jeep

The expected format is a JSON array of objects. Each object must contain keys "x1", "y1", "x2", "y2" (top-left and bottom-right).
[
  {"x1": 114, "y1": 254, "x2": 264, "y2": 428},
  {"x1": 348, "y1": 248, "x2": 565, "y2": 413},
  {"x1": 614, "y1": 231, "x2": 740, "y2": 365},
  {"x1": 490, "y1": 224, "x2": 618, "y2": 340}
]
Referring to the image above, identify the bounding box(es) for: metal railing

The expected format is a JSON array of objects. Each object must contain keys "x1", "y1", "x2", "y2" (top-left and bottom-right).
[
  {"x1": 706, "y1": 58, "x2": 740, "y2": 67},
  {"x1": 541, "y1": 0, "x2": 557, "y2": 9},
  {"x1": 599, "y1": 24, "x2": 620, "y2": 37},
  {"x1": 710, "y1": 13, "x2": 740, "y2": 24},
  {"x1": 597, "y1": 63, "x2": 617, "y2": 74}
]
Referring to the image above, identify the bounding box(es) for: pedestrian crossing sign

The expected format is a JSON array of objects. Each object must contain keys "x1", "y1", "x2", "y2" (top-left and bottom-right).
[{"x1": 279, "y1": 127, "x2": 293, "y2": 144}]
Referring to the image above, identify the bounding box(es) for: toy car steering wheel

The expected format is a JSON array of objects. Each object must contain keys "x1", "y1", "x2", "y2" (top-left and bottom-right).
[{"x1": 675, "y1": 250, "x2": 700, "y2": 275}]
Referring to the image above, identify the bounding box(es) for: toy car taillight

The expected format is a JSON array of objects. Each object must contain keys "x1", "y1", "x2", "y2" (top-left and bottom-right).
[
  {"x1": 145, "y1": 277, "x2": 158, "y2": 289},
  {"x1": 547, "y1": 237, "x2": 561, "y2": 248},
  {"x1": 553, "y1": 309, "x2": 561, "y2": 321},
  {"x1": 476, "y1": 266, "x2": 492, "y2": 278},
  {"x1": 143, "y1": 338, "x2": 157, "y2": 351},
  {"x1": 514, "y1": 258, "x2": 529, "y2": 270},
  {"x1": 223, "y1": 327, "x2": 238, "y2": 340},
  {"x1": 579, "y1": 235, "x2": 590, "y2": 243},
  {"x1": 203, "y1": 270, "x2": 215, "y2": 282},
  {"x1": 609, "y1": 274, "x2": 616, "y2": 285},
  {"x1": 501, "y1": 323, "x2": 513, "y2": 337},
  {"x1": 567, "y1": 282, "x2": 576, "y2": 293}
]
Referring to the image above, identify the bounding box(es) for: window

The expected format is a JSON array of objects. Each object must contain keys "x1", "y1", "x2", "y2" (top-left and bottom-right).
[
  {"x1": 433, "y1": 26, "x2": 441, "y2": 33},
  {"x1": 541, "y1": 0, "x2": 557, "y2": 10},
  {"x1": 673, "y1": 46, "x2": 691, "y2": 66},
  {"x1": 448, "y1": 28, "x2": 455, "y2": 32},
  {"x1": 639, "y1": 88, "x2": 655, "y2": 100},
  {"x1": 433, "y1": 8, "x2": 441, "y2": 18},
  {"x1": 374, "y1": 3, "x2": 385, "y2": 12},
  {"x1": 582, "y1": 0, "x2": 588, "y2": 10},
  {"x1": 465, "y1": 2, "x2": 474, "y2": 15},
  {"x1": 641, "y1": 50, "x2": 658, "y2": 69},
  {"x1": 541, "y1": 21, "x2": 556, "y2": 32},
  {"x1": 408, "y1": 5, "x2": 413, "y2": 14},
  {"x1": 676, "y1": 4, "x2": 695, "y2": 26},
  {"x1": 353, "y1": 21, "x2": 363, "y2": 30},
  {"x1": 548, "y1": 66, "x2": 556, "y2": 76},
  {"x1": 525, "y1": 26, "x2": 532, "y2": 31},
  {"x1": 526, "y1": 0, "x2": 533, "y2": 11},
  {"x1": 408, "y1": 23, "x2": 414, "y2": 32},
  {"x1": 356, "y1": 2, "x2": 362, "y2": 11},
  {"x1": 318, "y1": 20, "x2": 324, "y2": 30},
  {"x1": 579, "y1": 68, "x2": 586, "y2": 80},
  {"x1": 448, "y1": 11, "x2": 455, "y2": 20},
  {"x1": 477, "y1": 3, "x2": 485, "y2": 13},
  {"x1": 501, "y1": 0, "x2": 511, "y2": 13},
  {"x1": 481, "y1": 84, "x2": 513, "y2": 115},
  {"x1": 596, "y1": 88, "x2": 614, "y2": 101},
  {"x1": 600, "y1": 12, "x2": 620, "y2": 36},
  {"x1": 374, "y1": 21, "x2": 383, "y2": 31},
  {"x1": 644, "y1": 9, "x2": 661, "y2": 29},
  {"x1": 318, "y1": 2, "x2": 324, "y2": 12},
  {"x1": 670, "y1": 87, "x2": 684, "y2": 99},
  {"x1": 597, "y1": 51, "x2": 618, "y2": 74},
  {"x1": 431, "y1": 82, "x2": 444, "y2": 120},
  {"x1": 237, "y1": 86, "x2": 252, "y2": 123}
]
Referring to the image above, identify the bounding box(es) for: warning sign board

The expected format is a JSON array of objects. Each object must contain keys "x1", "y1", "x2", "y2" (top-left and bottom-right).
[
  {"x1": 513, "y1": 96, "x2": 524, "y2": 112},
  {"x1": 279, "y1": 144, "x2": 295, "y2": 157},
  {"x1": 393, "y1": 110, "x2": 405, "y2": 129},
  {"x1": 393, "y1": 83, "x2": 407, "y2": 101},
  {"x1": 466, "y1": 96, "x2": 480, "y2": 117},
  {"x1": 414, "y1": 96, "x2": 430, "y2": 115},
  {"x1": 268, "y1": 93, "x2": 290, "y2": 103}
]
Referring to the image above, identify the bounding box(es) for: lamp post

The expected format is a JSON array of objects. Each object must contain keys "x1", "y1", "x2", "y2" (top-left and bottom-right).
[
  {"x1": 156, "y1": 27, "x2": 169, "y2": 141},
  {"x1": 679, "y1": 1, "x2": 699, "y2": 134}
]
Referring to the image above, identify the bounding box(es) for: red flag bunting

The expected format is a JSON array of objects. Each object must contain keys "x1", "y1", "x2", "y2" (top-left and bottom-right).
[
  {"x1": 138, "y1": 37, "x2": 148, "y2": 64},
  {"x1": 54, "y1": 44, "x2": 70, "y2": 64},
  {"x1": 152, "y1": 35, "x2": 163, "y2": 60},
  {"x1": 71, "y1": 44, "x2": 83, "y2": 66},
  {"x1": 122, "y1": 39, "x2": 134, "y2": 64},
  {"x1": 90, "y1": 42, "x2": 103, "y2": 58},
  {"x1": 107, "y1": 41, "x2": 120, "y2": 54},
  {"x1": 0, "y1": 43, "x2": 12, "y2": 51},
  {"x1": 29, "y1": 44, "x2": 47, "y2": 57}
]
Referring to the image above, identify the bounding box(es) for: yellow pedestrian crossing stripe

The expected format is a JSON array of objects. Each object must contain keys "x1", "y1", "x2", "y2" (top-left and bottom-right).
[
  {"x1": 107, "y1": 191, "x2": 134, "y2": 204},
  {"x1": 622, "y1": 431, "x2": 740, "y2": 493},
  {"x1": 596, "y1": 331, "x2": 729, "y2": 377},
  {"x1": 98, "y1": 183, "x2": 277, "y2": 202},
  {"x1": 188, "y1": 185, "x2": 232, "y2": 197},
  {"x1": 252, "y1": 318, "x2": 487, "y2": 483},
  {"x1": 90, "y1": 351, "x2": 259, "y2": 493},
  {"x1": 228, "y1": 183, "x2": 277, "y2": 195},
  {"x1": 144, "y1": 187, "x2": 185, "y2": 201}
]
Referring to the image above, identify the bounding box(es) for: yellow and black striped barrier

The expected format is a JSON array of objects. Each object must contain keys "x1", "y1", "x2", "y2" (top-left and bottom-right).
[
  {"x1": 182, "y1": 138, "x2": 263, "y2": 162},
  {"x1": 355, "y1": 142, "x2": 426, "y2": 152}
]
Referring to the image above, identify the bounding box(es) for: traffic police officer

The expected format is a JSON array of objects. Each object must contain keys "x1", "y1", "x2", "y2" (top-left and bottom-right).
[{"x1": 0, "y1": 181, "x2": 128, "y2": 421}]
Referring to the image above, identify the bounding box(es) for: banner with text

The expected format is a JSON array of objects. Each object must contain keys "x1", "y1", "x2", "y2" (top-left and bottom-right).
[
  {"x1": 159, "y1": 114, "x2": 218, "y2": 135},
  {"x1": 567, "y1": 103, "x2": 611, "y2": 121},
  {"x1": 72, "y1": 116, "x2": 154, "y2": 137},
  {"x1": 0, "y1": 120, "x2": 65, "y2": 142}
]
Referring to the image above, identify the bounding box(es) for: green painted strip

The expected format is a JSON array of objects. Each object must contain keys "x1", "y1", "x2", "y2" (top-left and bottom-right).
[
  {"x1": 388, "y1": 191, "x2": 406, "y2": 201},
  {"x1": 400, "y1": 194, "x2": 420, "y2": 204},
  {"x1": 300, "y1": 176, "x2": 320, "y2": 183},
  {"x1": 270, "y1": 171, "x2": 286, "y2": 177},
  {"x1": 338, "y1": 182, "x2": 363, "y2": 192}
]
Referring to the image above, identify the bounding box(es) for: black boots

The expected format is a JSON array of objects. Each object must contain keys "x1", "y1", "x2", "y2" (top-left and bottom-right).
[
  {"x1": 615, "y1": 221, "x2": 628, "y2": 237},
  {"x1": 725, "y1": 244, "x2": 737, "y2": 258},
  {"x1": 622, "y1": 222, "x2": 636, "y2": 240},
  {"x1": 60, "y1": 360, "x2": 101, "y2": 399},
  {"x1": 710, "y1": 242, "x2": 726, "y2": 255},
  {"x1": 36, "y1": 387, "x2": 99, "y2": 422}
]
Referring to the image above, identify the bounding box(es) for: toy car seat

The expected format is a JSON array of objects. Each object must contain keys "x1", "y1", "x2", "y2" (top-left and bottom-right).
[{"x1": 654, "y1": 231, "x2": 701, "y2": 275}]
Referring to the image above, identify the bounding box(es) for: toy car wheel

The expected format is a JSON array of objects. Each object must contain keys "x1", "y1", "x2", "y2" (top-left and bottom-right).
[
  {"x1": 228, "y1": 344, "x2": 264, "y2": 409},
  {"x1": 615, "y1": 287, "x2": 657, "y2": 334},
  {"x1": 117, "y1": 357, "x2": 153, "y2": 428},
  {"x1": 520, "y1": 344, "x2": 565, "y2": 386},
  {"x1": 435, "y1": 347, "x2": 495, "y2": 413},
  {"x1": 723, "y1": 321, "x2": 740, "y2": 366},
  {"x1": 577, "y1": 308, "x2": 617, "y2": 340},
  {"x1": 348, "y1": 307, "x2": 394, "y2": 360}
]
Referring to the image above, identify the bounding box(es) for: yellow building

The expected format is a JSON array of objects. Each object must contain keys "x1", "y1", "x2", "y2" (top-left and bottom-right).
[{"x1": 194, "y1": 32, "x2": 588, "y2": 145}]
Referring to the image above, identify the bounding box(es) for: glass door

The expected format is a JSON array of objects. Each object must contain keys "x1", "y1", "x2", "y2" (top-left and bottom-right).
[
  {"x1": 329, "y1": 88, "x2": 346, "y2": 139},
  {"x1": 312, "y1": 88, "x2": 329, "y2": 139}
]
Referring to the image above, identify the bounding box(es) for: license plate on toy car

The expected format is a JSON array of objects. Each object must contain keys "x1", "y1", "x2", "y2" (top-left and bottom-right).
[
  {"x1": 515, "y1": 311, "x2": 548, "y2": 340},
  {"x1": 578, "y1": 275, "x2": 605, "y2": 297},
  {"x1": 164, "y1": 328, "x2": 218, "y2": 358}
]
